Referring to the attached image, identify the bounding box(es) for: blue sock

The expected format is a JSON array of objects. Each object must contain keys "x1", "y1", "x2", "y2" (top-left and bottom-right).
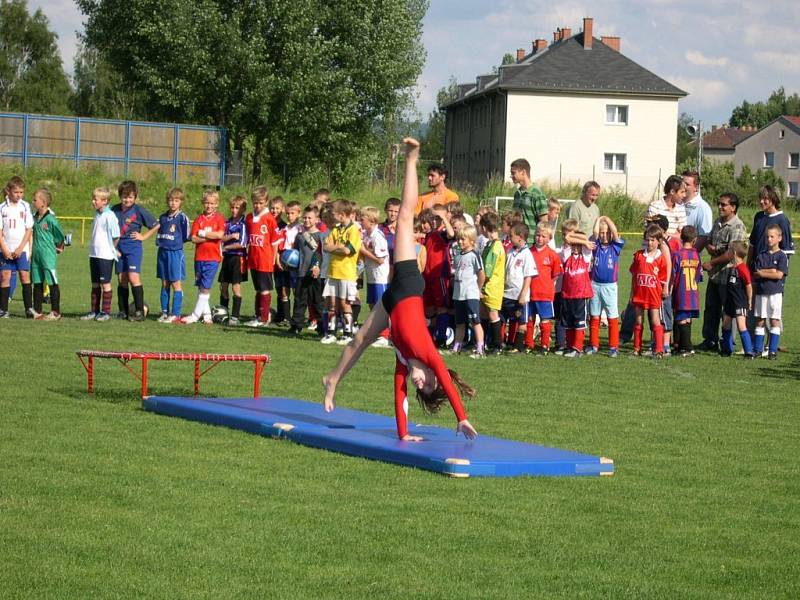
[
  {"x1": 739, "y1": 330, "x2": 753, "y2": 354},
  {"x1": 173, "y1": 291, "x2": 183, "y2": 315},
  {"x1": 721, "y1": 328, "x2": 734, "y2": 354},
  {"x1": 754, "y1": 327, "x2": 766, "y2": 354},
  {"x1": 768, "y1": 328, "x2": 781, "y2": 354},
  {"x1": 321, "y1": 311, "x2": 329, "y2": 335},
  {"x1": 160, "y1": 287, "x2": 170, "y2": 313},
  {"x1": 435, "y1": 314, "x2": 449, "y2": 343}
]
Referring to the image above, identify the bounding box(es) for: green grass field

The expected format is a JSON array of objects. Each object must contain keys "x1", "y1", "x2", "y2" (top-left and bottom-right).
[{"x1": 1, "y1": 237, "x2": 799, "y2": 598}]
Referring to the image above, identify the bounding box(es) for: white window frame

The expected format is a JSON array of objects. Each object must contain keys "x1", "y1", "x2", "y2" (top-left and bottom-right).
[
  {"x1": 789, "y1": 182, "x2": 799, "y2": 198},
  {"x1": 605, "y1": 105, "x2": 628, "y2": 125},
  {"x1": 604, "y1": 153, "x2": 627, "y2": 173},
  {"x1": 764, "y1": 152, "x2": 775, "y2": 168},
  {"x1": 789, "y1": 152, "x2": 799, "y2": 169}
]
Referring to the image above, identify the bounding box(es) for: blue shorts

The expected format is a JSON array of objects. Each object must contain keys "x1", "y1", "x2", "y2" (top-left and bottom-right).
[
  {"x1": 367, "y1": 282, "x2": 388, "y2": 305},
  {"x1": 501, "y1": 297, "x2": 529, "y2": 323},
  {"x1": 89, "y1": 257, "x2": 115, "y2": 284},
  {"x1": 116, "y1": 245, "x2": 143, "y2": 274},
  {"x1": 157, "y1": 248, "x2": 186, "y2": 282},
  {"x1": 675, "y1": 309, "x2": 699, "y2": 321},
  {"x1": 195, "y1": 260, "x2": 219, "y2": 290},
  {"x1": 0, "y1": 251, "x2": 30, "y2": 271},
  {"x1": 454, "y1": 298, "x2": 481, "y2": 325},
  {"x1": 661, "y1": 297, "x2": 674, "y2": 331},
  {"x1": 528, "y1": 300, "x2": 555, "y2": 320},
  {"x1": 589, "y1": 281, "x2": 619, "y2": 318}
]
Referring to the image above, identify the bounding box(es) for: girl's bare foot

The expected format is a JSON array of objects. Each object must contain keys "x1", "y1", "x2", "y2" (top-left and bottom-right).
[{"x1": 322, "y1": 374, "x2": 337, "y2": 412}]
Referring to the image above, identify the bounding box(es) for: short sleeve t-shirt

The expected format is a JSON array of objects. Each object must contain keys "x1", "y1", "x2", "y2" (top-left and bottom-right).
[
  {"x1": 364, "y1": 227, "x2": 390, "y2": 284},
  {"x1": 630, "y1": 249, "x2": 668, "y2": 307},
  {"x1": 0, "y1": 198, "x2": 34, "y2": 253},
  {"x1": 591, "y1": 240, "x2": 625, "y2": 284},
  {"x1": 530, "y1": 245, "x2": 562, "y2": 302},
  {"x1": 192, "y1": 212, "x2": 226, "y2": 262},
  {"x1": 156, "y1": 211, "x2": 191, "y2": 251},
  {"x1": 246, "y1": 210, "x2": 279, "y2": 272},
  {"x1": 754, "y1": 250, "x2": 789, "y2": 295},
  {"x1": 504, "y1": 245, "x2": 537, "y2": 301},
  {"x1": 672, "y1": 247, "x2": 702, "y2": 311},
  {"x1": 328, "y1": 222, "x2": 362, "y2": 281},
  {"x1": 561, "y1": 248, "x2": 594, "y2": 299},
  {"x1": 112, "y1": 203, "x2": 157, "y2": 253},
  {"x1": 513, "y1": 184, "x2": 548, "y2": 245},
  {"x1": 452, "y1": 249, "x2": 483, "y2": 301},
  {"x1": 222, "y1": 217, "x2": 248, "y2": 257},
  {"x1": 89, "y1": 206, "x2": 121, "y2": 260}
]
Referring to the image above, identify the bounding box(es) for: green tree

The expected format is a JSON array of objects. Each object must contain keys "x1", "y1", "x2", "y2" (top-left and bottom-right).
[
  {"x1": 420, "y1": 76, "x2": 459, "y2": 162},
  {"x1": 0, "y1": 0, "x2": 71, "y2": 114},
  {"x1": 730, "y1": 87, "x2": 800, "y2": 128},
  {"x1": 77, "y1": 0, "x2": 428, "y2": 185}
]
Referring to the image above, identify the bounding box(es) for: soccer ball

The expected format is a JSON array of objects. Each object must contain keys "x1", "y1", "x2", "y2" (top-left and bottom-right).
[
  {"x1": 211, "y1": 305, "x2": 229, "y2": 324},
  {"x1": 281, "y1": 248, "x2": 300, "y2": 269},
  {"x1": 445, "y1": 326, "x2": 455, "y2": 347}
]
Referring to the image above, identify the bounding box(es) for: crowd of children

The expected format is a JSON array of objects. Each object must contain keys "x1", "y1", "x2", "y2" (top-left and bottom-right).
[{"x1": 0, "y1": 173, "x2": 790, "y2": 360}]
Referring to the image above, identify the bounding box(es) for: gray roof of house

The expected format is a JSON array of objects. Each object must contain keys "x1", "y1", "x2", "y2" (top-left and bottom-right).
[{"x1": 444, "y1": 34, "x2": 687, "y2": 108}]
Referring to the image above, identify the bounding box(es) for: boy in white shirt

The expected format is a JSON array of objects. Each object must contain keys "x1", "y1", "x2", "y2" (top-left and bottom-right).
[
  {"x1": 81, "y1": 187, "x2": 121, "y2": 321},
  {"x1": 502, "y1": 223, "x2": 538, "y2": 353},
  {"x1": 359, "y1": 206, "x2": 391, "y2": 347},
  {"x1": 0, "y1": 176, "x2": 34, "y2": 317}
]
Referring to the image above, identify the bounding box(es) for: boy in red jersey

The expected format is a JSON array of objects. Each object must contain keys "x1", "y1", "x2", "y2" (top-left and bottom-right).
[
  {"x1": 323, "y1": 138, "x2": 477, "y2": 441},
  {"x1": 559, "y1": 227, "x2": 594, "y2": 357},
  {"x1": 529, "y1": 222, "x2": 562, "y2": 353},
  {"x1": 182, "y1": 189, "x2": 225, "y2": 323},
  {"x1": 244, "y1": 186, "x2": 279, "y2": 327},
  {"x1": 630, "y1": 225, "x2": 669, "y2": 357},
  {"x1": 671, "y1": 226, "x2": 702, "y2": 356}
]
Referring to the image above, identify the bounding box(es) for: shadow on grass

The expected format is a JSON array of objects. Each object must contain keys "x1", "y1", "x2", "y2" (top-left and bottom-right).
[
  {"x1": 60, "y1": 386, "x2": 220, "y2": 404},
  {"x1": 757, "y1": 354, "x2": 800, "y2": 381}
]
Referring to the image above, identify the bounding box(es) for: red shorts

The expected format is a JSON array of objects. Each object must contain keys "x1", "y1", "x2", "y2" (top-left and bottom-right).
[{"x1": 423, "y1": 276, "x2": 451, "y2": 309}]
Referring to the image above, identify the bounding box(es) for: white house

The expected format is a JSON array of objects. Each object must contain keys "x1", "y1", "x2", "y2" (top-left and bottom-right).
[{"x1": 442, "y1": 18, "x2": 687, "y2": 202}]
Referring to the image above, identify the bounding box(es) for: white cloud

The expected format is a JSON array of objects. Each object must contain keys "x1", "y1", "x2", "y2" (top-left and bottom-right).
[
  {"x1": 754, "y1": 51, "x2": 800, "y2": 73},
  {"x1": 685, "y1": 50, "x2": 728, "y2": 68},
  {"x1": 29, "y1": 0, "x2": 83, "y2": 73},
  {"x1": 671, "y1": 77, "x2": 730, "y2": 108}
]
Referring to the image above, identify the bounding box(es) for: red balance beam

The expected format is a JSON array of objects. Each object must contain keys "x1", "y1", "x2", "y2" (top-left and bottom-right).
[{"x1": 76, "y1": 350, "x2": 271, "y2": 398}]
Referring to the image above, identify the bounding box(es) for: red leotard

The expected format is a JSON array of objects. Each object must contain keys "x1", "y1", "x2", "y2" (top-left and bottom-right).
[{"x1": 389, "y1": 295, "x2": 467, "y2": 438}]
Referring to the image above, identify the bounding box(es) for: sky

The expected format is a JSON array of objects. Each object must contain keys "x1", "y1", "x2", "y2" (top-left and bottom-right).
[{"x1": 30, "y1": 0, "x2": 800, "y2": 128}]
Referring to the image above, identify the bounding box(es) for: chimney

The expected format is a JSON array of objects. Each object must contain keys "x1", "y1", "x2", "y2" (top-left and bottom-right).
[
  {"x1": 583, "y1": 17, "x2": 593, "y2": 49},
  {"x1": 711, "y1": 125, "x2": 717, "y2": 132},
  {"x1": 562, "y1": 27, "x2": 572, "y2": 39},
  {"x1": 601, "y1": 36, "x2": 620, "y2": 52},
  {"x1": 533, "y1": 38, "x2": 548, "y2": 52},
  {"x1": 553, "y1": 30, "x2": 560, "y2": 43},
  {"x1": 516, "y1": 48, "x2": 526, "y2": 62}
]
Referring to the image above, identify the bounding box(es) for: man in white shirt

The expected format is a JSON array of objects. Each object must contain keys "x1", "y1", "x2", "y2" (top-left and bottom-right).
[{"x1": 682, "y1": 170, "x2": 713, "y2": 252}]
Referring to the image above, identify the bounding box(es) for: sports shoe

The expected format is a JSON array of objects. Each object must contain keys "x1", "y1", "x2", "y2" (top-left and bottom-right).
[
  {"x1": 469, "y1": 351, "x2": 486, "y2": 360},
  {"x1": 228, "y1": 316, "x2": 240, "y2": 326},
  {"x1": 95, "y1": 312, "x2": 111, "y2": 322},
  {"x1": 157, "y1": 312, "x2": 170, "y2": 323},
  {"x1": 163, "y1": 315, "x2": 179, "y2": 323},
  {"x1": 80, "y1": 312, "x2": 97, "y2": 321},
  {"x1": 631, "y1": 350, "x2": 642, "y2": 357},
  {"x1": 244, "y1": 318, "x2": 266, "y2": 328},
  {"x1": 320, "y1": 334, "x2": 338, "y2": 344},
  {"x1": 130, "y1": 310, "x2": 145, "y2": 322},
  {"x1": 608, "y1": 348, "x2": 619, "y2": 358},
  {"x1": 202, "y1": 315, "x2": 213, "y2": 325},
  {"x1": 744, "y1": 353, "x2": 756, "y2": 360},
  {"x1": 114, "y1": 311, "x2": 128, "y2": 320},
  {"x1": 181, "y1": 314, "x2": 200, "y2": 324},
  {"x1": 563, "y1": 349, "x2": 581, "y2": 358},
  {"x1": 27, "y1": 307, "x2": 41, "y2": 319},
  {"x1": 337, "y1": 335, "x2": 353, "y2": 346},
  {"x1": 306, "y1": 321, "x2": 318, "y2": 331},
  {"x1": 504, "y1": 346, "x2": 522, "y2": 355},
  {"x1": 584, "y1": 346, "x2": 598, "y2": 355},
  {"x1": 761, "y1": 350, "x2": 769, "y2": 358},
  {"x1": 768, "y1": 352, "x2": 778, "y2": 360},
  {"x1": 553, "y1": 347, "x2": 566, "y2": 356},
  {"x1": 371, "y1": 337, "x2": 391, "y2": 348}
]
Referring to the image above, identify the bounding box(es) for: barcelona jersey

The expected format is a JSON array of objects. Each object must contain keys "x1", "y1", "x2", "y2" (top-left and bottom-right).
[{"x1": 671, "y1": 247, "x2": 702, "y2": 311}]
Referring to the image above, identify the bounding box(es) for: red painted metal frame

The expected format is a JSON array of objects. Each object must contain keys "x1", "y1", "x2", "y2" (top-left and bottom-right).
[{"x1": 76, "y1": 350, "x2": 270, "y2": 398}]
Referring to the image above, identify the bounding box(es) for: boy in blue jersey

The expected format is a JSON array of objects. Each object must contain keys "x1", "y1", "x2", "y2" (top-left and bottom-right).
[
  {"x1": 218, "y1": 195, "x2": 248, "y2": 325},
  {"x1": 587, "y1": 216, "x2": 624, "y2": 356},
  {"x1": 752, "y1": 223, "x2": 789, "y2": 359},
  {"x1": 155, "y1": 187, "x2": 191, "y2": 323},
  {"x1": 112, "y1": 180, "x2": 158, "y2": 321},
  {"x1": 671, "y1": 226, "x2": 702, "y2": 356},
  {"x1": 747, "y1": 185, "x2": 794, "y2": 266}
]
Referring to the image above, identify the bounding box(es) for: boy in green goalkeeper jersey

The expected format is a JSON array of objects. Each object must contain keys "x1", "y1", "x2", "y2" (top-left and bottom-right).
[{"x1": 31, "y1": 188, "x2": 65, "y2": 320}]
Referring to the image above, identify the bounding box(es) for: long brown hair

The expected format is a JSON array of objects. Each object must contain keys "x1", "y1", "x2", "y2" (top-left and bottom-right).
[{"x1": 416, "y1": 368, "x2": 476, "y2": 414}]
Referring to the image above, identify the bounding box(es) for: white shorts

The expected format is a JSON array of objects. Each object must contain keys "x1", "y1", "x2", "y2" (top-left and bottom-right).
[
  {"x1": 323, "y1": 278, "x2": 359, "y2": 302},
  {"x1": 753, "y1": 293, "x2": 782, "y2": 320}
]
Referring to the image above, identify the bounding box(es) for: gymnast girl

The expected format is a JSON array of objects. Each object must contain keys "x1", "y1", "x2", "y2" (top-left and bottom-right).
[{"x1": 322, "y1": 138, "x2": 478, "y2": 441}]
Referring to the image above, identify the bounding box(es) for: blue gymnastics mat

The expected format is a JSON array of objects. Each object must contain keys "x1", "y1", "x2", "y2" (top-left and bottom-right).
[{"x1": 142, "y1": 396, "x2": 614, "y2": 478}]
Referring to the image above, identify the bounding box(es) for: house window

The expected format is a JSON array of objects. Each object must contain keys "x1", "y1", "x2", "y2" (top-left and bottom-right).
[
  {"x1": 764, "y1": 152, "x2": 774, "y2": 168},
  {"x1": 606, "y1": 105, "x2": 628, "y2": 125},
  {"x1": 789, "y1": 153, "x2": 799, "y2": 169},
  {"x1": 789, "y1": 182, "x2": 799, "y2": 198},
  {"x1": 604, "y1": 153, "x2": 626, "y2": 172},
  {"x1": 779, "y1": 129, "x2": 785, "y2": 139}
]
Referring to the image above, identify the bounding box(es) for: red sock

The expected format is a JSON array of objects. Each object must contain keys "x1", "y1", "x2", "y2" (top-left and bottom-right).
[
  {"x1": 653, "y1": 325, "x2": 664, "y2": 355},
  {"x1": 540, "y1": 321, "x2": 552, "y2": 350},
  {"x1": 633, "y1": 324, "x2": 643, "y2": 352},
  {"x1": 566, "y1": 328, "x2": 575, "y2": 350},
  {"x1": 91, "y1": 287, "x2": 100, "y2": 313},
  {"x1": 608, "y1": 318, "x2": 620, "y2": 350},
  {"x1": 101, "y1": 289, "x2": 112, "y2": 314},
  {"x1": 380, "y1": 328, "x2": 390, "y2": 339},
  {"x1": 508, "y1": 321, "x2": 519, "y2": 347},
  {"x1": 574, "y1": 328, "x2": 586, "y2": 351},
  {"x1": 589, "y1": 316, "x2": 601, "y2": 349},
  {"x1": 523, "y1": 319, "x2": 533, "y2": 348},
  {"x1": 500, "y1": 322, "x2": 507, "y2": 345},
  {"x1": 258, "y1": 293, "x2": 271, "y2": 322}
]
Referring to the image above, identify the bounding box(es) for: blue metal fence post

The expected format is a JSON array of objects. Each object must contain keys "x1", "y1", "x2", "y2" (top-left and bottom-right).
[
  {"x1": 173, "y1": 125, "x2": 180, "y2": 183},
  {"x1": 22, "y1": 114, "x2": 30, "y2": 169},
  {"x1": 219, "y1": 127, "x2": 228, "y2": 187},
  {"x1": 75, "y1": 117, "x2": 81, "y2": 168},
  {"x1": 124, "y1": 122, "x2": 131, "y2": 176}
]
